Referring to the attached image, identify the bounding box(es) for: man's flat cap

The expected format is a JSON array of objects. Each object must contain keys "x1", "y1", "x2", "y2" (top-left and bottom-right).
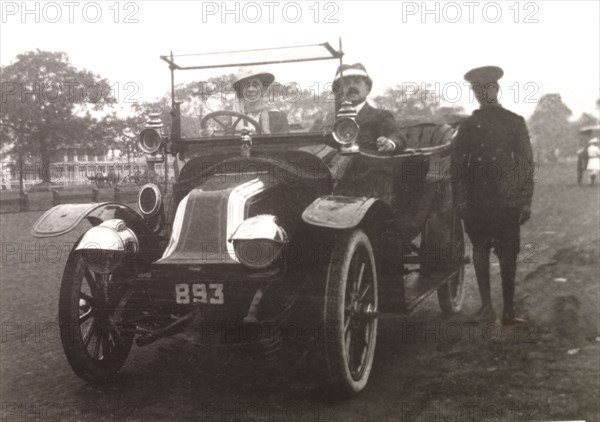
[
  {"x1": 464, "y1": 66, "x2": 504, "y2": 84},
  {"x1": 333, "y1": 63, "x2": 373, "y2": 90}
]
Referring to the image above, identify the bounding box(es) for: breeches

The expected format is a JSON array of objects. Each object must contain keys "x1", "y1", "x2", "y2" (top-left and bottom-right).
[{"x1": 464, "y1": 210, "x2": 520, "y2": 257}]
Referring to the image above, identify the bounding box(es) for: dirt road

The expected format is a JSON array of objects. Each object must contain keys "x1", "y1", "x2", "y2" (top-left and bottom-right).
[{"x1": 1, "y1": 162, "x2": 598, "y2": 422}]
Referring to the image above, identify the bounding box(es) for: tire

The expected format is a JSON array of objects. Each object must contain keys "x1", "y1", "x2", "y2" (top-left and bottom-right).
[
  {"x1": 323, "y1": 229, "x2": 378, "y2": 396},
  {"x1": 58, "y1": 252, "x2": 135, "y2": 382},
  {"x1": 437, "y1": 212, "x2": 466, "y2": 315}
]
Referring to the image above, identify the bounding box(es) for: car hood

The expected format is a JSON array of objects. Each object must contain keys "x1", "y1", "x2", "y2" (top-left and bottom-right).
[
  {"x1": 156, "y1": 175, "x2": 275, "y2": 266},
  {"x1": 155, "y1": 147, "x2": 343, "y2": 268}
]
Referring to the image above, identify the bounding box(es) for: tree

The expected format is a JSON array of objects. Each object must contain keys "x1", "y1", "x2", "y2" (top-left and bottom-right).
[
  {"x1": 0, "y1": 50, "x2": 115, "y2": 182},
  {"x1": 115, "y1": 73, "x2": 239, "y2": 147},
  {"x1": 373, "y1": 84, "x2": 444, "y2": 125},
  {"x1": 528, "y1": 93, "x2": 573, "y2": 161}
]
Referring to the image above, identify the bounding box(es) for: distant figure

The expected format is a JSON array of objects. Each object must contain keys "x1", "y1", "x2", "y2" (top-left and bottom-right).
[
  {"x1": 451, "y1": 65, "x2": 534, "y2": 325},
  {"x1": 585, "y1": 138, "x2": 600, "y2": 186},
  {"x1": 107, "y1": 169, "x2": 118, "y2": 187},
  {"x1": 577, "y1": 147, "x2": 589, "y2": 186}
]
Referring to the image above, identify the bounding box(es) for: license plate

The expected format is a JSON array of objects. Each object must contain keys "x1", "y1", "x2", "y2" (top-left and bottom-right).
[{"x1": 174, "y1": 283, "x2": 224, "y2": 305}]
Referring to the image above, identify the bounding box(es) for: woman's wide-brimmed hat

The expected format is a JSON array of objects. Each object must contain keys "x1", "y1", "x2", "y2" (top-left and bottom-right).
[{"x1": 233, "y1": 68, "x2": 275, "y2": 94}]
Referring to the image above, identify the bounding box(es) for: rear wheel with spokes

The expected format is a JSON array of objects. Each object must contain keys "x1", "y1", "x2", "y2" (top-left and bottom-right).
[
  {"x1": 58, "y1": 252, "x2": 136, "y2": 382},
  {"x1": 437, "y1": 211, "x2": 466, "y2": 314}
]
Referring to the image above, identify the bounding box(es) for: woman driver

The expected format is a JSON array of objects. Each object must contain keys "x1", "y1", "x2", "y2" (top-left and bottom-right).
[{"x1": 232, "y1": 69, "x2": 289, "y2": 134}]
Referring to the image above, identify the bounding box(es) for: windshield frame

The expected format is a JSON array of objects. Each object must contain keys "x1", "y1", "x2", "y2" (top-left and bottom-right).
[{"x1": 163, "y1": 41, "x2": 344, "y2": 148}]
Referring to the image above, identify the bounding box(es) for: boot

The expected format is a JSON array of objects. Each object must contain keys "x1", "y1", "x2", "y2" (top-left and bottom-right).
[
  {"x1": 502, "y1": 307, "x2": 527, "y2": 325},
  {"x1": 473, "y1": 303, "x2": 496, "y2": 322}
]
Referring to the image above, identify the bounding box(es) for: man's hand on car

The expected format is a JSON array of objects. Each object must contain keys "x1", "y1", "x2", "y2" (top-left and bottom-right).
[{"x1": 376, "y1": 136, "x2": 396, "y2": 152}]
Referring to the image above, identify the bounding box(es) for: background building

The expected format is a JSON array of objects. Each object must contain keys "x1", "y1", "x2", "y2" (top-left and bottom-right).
[{"x1": 1, "y1": 149, "x2": 164, "y2": 190}]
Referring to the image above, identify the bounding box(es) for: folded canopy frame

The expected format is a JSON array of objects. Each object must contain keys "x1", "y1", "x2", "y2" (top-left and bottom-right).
[{"x1": 160, "y1": 42, "x2": 343, "y2": 70}]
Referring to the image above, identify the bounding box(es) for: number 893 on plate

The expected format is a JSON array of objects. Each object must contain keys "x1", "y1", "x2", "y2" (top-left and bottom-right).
[{"x1": 175, "y1": 283, "x2": 224, "y2": 305}]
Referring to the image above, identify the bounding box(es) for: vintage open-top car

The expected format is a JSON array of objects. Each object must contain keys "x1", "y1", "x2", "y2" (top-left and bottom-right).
[{"x1": 32, "y1": 42, "x2": 466, "y2": 396}]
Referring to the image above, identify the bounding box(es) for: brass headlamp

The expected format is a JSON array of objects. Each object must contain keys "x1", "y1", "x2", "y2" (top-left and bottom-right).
[{"x1": 333, "y1": 101, "x2": 360, "y2": 155}]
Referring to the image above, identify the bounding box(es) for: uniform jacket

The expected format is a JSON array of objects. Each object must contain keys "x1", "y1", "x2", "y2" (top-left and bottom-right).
[
  {"x1": 356, "y1": 103, "x2": 407, "y2": 151},
  {"x1": 451, "y1": 105, "x2": 534, "y2": 218}
]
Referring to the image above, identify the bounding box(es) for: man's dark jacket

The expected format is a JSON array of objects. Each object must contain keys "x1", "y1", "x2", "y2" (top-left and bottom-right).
[
  {"x1": 451, "y1": 105, "x2": 534, "y2": 221},
  {"x1": 356, "y1": 103, "x2": 406, "y2": 151}
]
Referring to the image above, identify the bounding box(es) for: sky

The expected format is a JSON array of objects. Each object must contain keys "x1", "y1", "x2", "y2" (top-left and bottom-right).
[{"x1": 1, "y1": 0, "x2": 599, "y2": 120}]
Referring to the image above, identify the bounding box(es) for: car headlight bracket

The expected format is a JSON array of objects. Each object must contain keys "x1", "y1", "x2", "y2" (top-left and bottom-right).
[{"x1": 229, "y1": 215, "x2": 288, "y2": 270}]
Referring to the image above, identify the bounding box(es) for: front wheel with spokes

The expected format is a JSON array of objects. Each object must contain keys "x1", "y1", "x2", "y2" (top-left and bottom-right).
[
  {"x1": 323, "y1": 229, "x2": 378, "y2": 396},
  {"x1": 58, "y1": 252, "x2": 136, "y2": 382}
]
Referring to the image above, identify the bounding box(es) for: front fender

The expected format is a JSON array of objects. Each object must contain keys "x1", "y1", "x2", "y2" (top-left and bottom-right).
[
  {"x1": 31, "y1": 202, "x2": 162, "y2": 263},
  {"x1": 32, "y1": 202, "x2": 141, "y2": 237},
  {"x1": 301, "y1": 195, "x2": 391, "y2": 230}
]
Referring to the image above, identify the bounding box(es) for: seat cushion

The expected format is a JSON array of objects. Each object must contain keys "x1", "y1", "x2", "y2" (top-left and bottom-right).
[{"x1": 400, "y1": 123, "x2": 455, "y2": 149}]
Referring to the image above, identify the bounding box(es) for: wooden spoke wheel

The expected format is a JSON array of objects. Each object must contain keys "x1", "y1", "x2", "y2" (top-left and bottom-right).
[
  {"x1": 436, "y1": 210, "x2": 466, "y2": 315},
  {"x1": 323, "y1": 229, "x2": 378, "y2": 396},
  {"x1": 58, "y1": 252, "x2": 136, "y2": 382}
]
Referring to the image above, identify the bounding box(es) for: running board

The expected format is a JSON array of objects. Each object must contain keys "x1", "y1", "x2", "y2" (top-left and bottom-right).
[
  {"x1": 379, "y1": 269, "x2": 458, "y2": 315},
  {"x1": 405, "y1": 270, "x2": 457, "y2": 313}
]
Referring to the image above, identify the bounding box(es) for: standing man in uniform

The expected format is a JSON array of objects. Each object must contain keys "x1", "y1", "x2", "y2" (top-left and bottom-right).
[{"x1": 451, "y1": 66, "x2": 534, "y2": 325}]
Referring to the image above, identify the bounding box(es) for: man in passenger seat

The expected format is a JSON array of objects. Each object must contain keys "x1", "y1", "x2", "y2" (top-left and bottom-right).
[{"x1": 312, "y1": 63, "x2": 406, "y2": 152}]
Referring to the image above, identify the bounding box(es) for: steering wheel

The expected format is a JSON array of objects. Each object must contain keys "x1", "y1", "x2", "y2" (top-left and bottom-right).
[{"x1": 200, "y1": 111, "x2": 263, "y2": 135}]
